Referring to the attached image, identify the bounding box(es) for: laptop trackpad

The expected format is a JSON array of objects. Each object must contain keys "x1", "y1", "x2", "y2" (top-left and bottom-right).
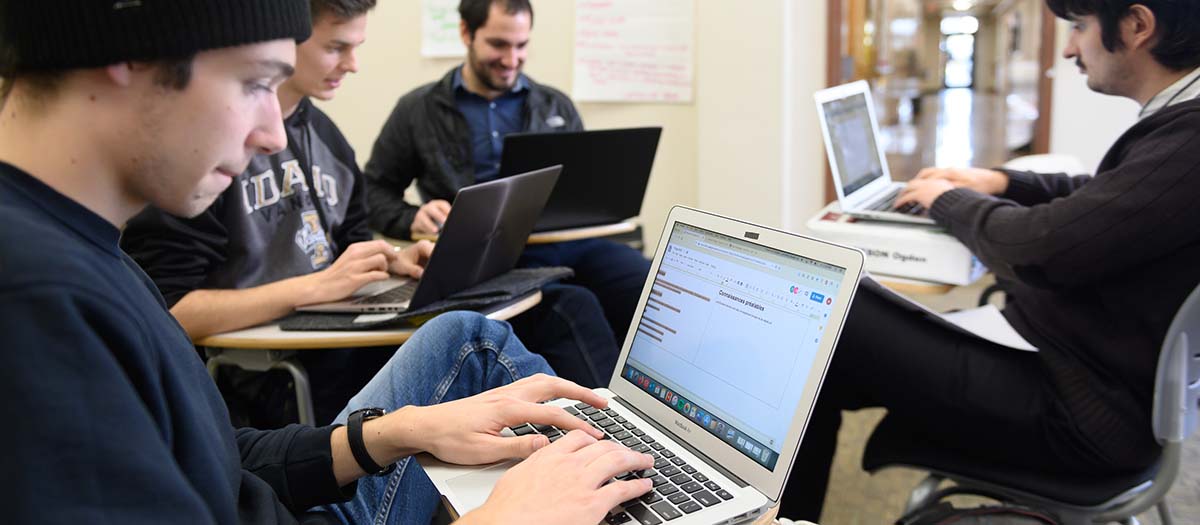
[{"x1": 445, "y1": 460, "x2": 519, "y2": 514}]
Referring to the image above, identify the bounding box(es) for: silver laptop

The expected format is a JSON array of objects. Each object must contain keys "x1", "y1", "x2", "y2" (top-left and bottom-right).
[
  {"x1": 421, "y1": 206, "x2": 865, "y2": 524},
  {"x1": 297, "y1": 166, "x2": 561, "y2": 314},
  {"x1": 814, "y1": 80, "x2": 936, "y2": 225}
]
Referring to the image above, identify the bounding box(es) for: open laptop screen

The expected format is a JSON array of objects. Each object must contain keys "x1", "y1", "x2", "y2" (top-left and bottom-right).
[
  {"x1": 822, "y1": 92, "x2": 885, "y2": 196},
  {"x1": 622, "y1": 223, "x2": 846, "y2": 470}
]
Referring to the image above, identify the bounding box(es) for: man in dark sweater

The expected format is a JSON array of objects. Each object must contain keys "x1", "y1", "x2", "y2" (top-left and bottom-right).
[
  {"x1": 363, "y1": 0, "x2": 652, "y2": 344},
  {"x1": 120, "y1": 0, "x2": 620, "y2": 427},
  {"x1": 781, "y1": 0, "x2": 1200, "y2": 520},
  {"x1": 0, "y1": 2, "x2": 651, "y2": 524}
]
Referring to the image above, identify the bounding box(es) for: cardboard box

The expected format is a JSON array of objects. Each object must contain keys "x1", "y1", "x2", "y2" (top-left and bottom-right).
[{"x1": 803, "y1": 202, "x2": 985, "y2": 286}]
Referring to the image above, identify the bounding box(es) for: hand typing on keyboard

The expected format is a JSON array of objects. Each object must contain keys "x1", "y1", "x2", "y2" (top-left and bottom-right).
[
  {"x1": 401, "y1": 373, "x2": 609, "y2": 466},
  {"x1": 895, "y1": 177, "x2": 955, "y2": 212},
  {"x1": 459, "y1": 430, "x2": 654, "y2": 525},
  {"x1": 295, "y1": 240, "x2": 432, "y2": 307}
]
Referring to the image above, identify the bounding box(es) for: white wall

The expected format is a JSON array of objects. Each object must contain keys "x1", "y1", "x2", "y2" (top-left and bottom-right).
[
  {"x1": 317, "y1": 0, "x2": 829, "y2": 245},
  {"x1": 1048, "y1": 19, "x2": 1138, "y2": 172}
]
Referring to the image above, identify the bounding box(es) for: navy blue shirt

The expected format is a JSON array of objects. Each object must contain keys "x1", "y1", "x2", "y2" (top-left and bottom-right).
[
  {"x1": 453, "y1": 66, "x2": 529, "y2": 182},
  {"x1": 0, "y1": 163, "x2": 350, "y2": 523}
]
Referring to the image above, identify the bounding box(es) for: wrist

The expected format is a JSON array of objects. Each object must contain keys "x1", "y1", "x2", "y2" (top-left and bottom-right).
[
  {"x1": 985, "y1": 169, "x2": 1009, "y2": 195},
  {"x1": 370, "y1": 405, "x2": 425, "y2": 463}
]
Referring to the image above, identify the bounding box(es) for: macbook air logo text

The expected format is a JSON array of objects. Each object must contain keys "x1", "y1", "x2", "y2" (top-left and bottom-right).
[
  {"x1": 673, "y1": 420, "x2": 691, "y2": 433},
  {"x1": 744, "y1": 231, "x2": 760, "y2": 240}
]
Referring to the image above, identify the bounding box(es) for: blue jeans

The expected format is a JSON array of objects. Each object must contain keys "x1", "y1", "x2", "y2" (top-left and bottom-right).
[
  {"x1": 316, "y1": 311, "x2": 553, "y2": 525},
  {"x1": 519, "y1": 239, "x2": 651, "y2": 344}
]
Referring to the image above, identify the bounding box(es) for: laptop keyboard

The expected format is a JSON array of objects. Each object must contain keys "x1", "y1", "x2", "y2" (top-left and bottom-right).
[
  {"x1": 866, "y1": 187, "x2": 925, "y2": 215},
  {"x1": 507, "y1": 402, "x2": 733, "y2": 524},
  {"x1": 354, "y1": 281, "x2": 417, "y2": 305}
]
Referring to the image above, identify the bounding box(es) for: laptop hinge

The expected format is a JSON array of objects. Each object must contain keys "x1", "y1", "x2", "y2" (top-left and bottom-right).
[{"x1": 612, "y1": 395, "x2": 750, "y2": 489}]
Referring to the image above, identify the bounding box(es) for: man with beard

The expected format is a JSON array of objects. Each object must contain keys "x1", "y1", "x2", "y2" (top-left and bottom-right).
[{"x1": 364, "y1": 0, "x2": 652, "y2": 346}]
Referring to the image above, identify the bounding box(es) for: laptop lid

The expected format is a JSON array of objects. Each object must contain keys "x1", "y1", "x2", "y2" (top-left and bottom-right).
[
  {"x1": 498, "y1": 127, "x2": 661, "y2": 232},
  {"x1": 607, "y1": 206, "x2": 864, "y2": 502},
  {"x1": 814, "y1": 80, "x2": 896, "y2": 211},
  {"x1": 406, "y1": 165, "x2": 561, "y2": 309}
]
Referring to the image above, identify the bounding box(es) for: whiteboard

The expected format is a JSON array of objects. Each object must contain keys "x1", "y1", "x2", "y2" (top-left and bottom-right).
[
  {"x1": 422, "y1": 0, "x2": 463, "y2": 58},
  {"x1": 573, "y1": 0, "x2": 695, "y2": 103}
]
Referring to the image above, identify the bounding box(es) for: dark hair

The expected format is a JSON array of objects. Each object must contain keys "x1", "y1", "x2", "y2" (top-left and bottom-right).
[
  {"x1": 1046, "y1": 0, "x2": 1200, "y2": 70},
  {"x1": 0, "y1": 56, "x2": 195, "y2": 111},
  {"x1": 459, "y1": 0, "x2": 534, "y2": 38},
  {"x1": 310, "y1": 0, "x2": 377, "y2": 23}
]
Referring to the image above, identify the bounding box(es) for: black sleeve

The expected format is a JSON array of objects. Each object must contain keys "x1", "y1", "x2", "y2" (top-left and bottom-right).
[
  {"x1": 309, "y1": 107, "x2": 373, "y2": 246},
  {"x1": 121, "y1": 199, "x2": 229, "y2": 307},
  {"x1": 929, "y1": 119, "x2": 1200, "y2": 288},
  {"x1": 0, "y1": 286, "x2": 218, "y2": 522},
  {"x1": 364, "y1": 93, "x2": 424, "y2": 240},
  {"x1": 997, "y1": 168, "x2": 1094, "y2": 206},
  {"x1": 236, "y1": 425, "x2": 356, "y2": 512}
]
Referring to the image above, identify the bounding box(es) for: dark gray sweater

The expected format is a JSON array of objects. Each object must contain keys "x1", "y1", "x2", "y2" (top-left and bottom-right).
[{"x1": 930, "y1": 98, "x2": 1200, "y2": 466}]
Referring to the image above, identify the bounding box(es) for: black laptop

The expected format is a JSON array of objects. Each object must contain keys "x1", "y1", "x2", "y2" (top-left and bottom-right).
[
  {"x1": 498, "y1": 127, "x2": 661, "y2": 232},
  {"x1": 298, "y1": 166, "x2": 561, "y2": 313}
]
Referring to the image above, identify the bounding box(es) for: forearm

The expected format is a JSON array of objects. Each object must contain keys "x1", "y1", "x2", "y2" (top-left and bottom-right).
[
  {"x1": 169, "y1": 274, "x2": 317, "y2": 339},
  {"x1": 330, "y1": 405, "x2": 426, "y2": 487}
]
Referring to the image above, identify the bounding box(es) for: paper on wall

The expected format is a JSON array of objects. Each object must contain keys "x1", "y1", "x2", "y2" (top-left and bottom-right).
[
  {"x1": 573, "y1": 0, "x2": 695, "y2": 103},
  {"x1": 422, "y1": 0, "x2": 463, "y2": 58}
]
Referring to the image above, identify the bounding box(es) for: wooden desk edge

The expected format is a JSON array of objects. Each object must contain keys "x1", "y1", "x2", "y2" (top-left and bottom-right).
[
  {"x1": 411, "y1": 221, "x2": 637, "y2": 245},
  {"x1": 875, "y1": 277, "x2": 955, "y2": 295},
  {"x1": 195, "y1": 291, "x2": 542, "y2": 350}
]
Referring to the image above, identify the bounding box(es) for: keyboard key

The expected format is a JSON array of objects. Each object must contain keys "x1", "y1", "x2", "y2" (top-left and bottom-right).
[
  {"x1": 532, "y1": 423, "x2": 555, "y2": 433},
  {"x1": 622, "y1": 422, "x2": 637, "y2": 430},
  {"x1": 511, "y1": 425, "x2": 536, "y2": 436},
  {"x1": 659, "y1": 449, "x2": 674, "y2": 457},
  {"x1": 623, "y1": 503, "x2": 663, "y2": 525},
  {"x1": 651, "y1": 501, "x2": 683, "y2": 521},
  {"x1": 589, "y1": 412, "x2": 610, "y2": 422},
  {"x1": 582, "y1": 407, "x2": 600, "y2": 415},
  {"x1": 716, "y1": 489, "x2": 734, "y2": 500},
  {"x1": 703, "y1": 481, "x2": 721, "y2": 492},
  {"x1": 653, "y1": 458, "x2": 670, "y2": 469},
  {"x1": 670, "y1": 457, "x2": 686, "y2": 466},
  {"x1": 678, "y1": 501, "x2": 702, "y2": 514},
  {"x1": 650, "y1": 475, "x2": 668, "y2": 487},
  {"x1": 640, "y1": 492, "x2": 662, "y2": 504},
  {"x1": 548, "y1": 433, "x2": 563, "y2": 442},
  {"x1": 634, "y1": 469, "x2": 655, "y2": 479},
  {"x1": 631, "y1": 429, "x2": 646, "y2": 437},
  {"x1": 667, "y1": 492, "x2": 692, "y2": 505},
  {"x1": 679, "y1": 481, "x2": 702, "y2": 493},
  {"x1": 681, "y1": 465, "x2": 697, "y2": 475},
  {"x1": 632, "y1": 444, "x2": 651, "y2": 453},
  {"x1": 543, "y1": 429, "x2": 562, "y2": 438},
  {"x1": 693, "y1": 473, "x2": 708, "y2": 483},
  {"x1": 605, "y1": 512, "x2": 633, "y2": 524},
  {"x1": 648, "y1": 451, "x2": 661, "y2": 459},
  {"x1": 613, "y1": 416, "x2": 627, "y2": 424},
  {"x1": 622, "y1": 437, "x2": 642, "y2": 448},
  {"x1": 658, "y1": 466, "x2": 680, "y2": 477},
  {"x1": 669, "y1": 473, "x2": 691, "y2": 485},
  {"x1": 565, "y1": 406, "x2": 580, "y2": 415},
  {"x1": 604, "y1": 408, "x2": 619, "y2": 416},
  {"x1": 598, "y1": 419, "x2": 619, "y2": 428},
  {"x1": 574, "y1": 402, "x2": 591, "y2": 409},
  {"x1": 657, "y1": 484, "x2": 679, "y2": 496},
  {"x1": 640, "y1": 435, "x2": 656, "y2": 444},
  {"x1": 611, "y1": 430, "x2": 632, "y2": 441},
  {"x1": 692, "y1": 489, "x2": 720, "y2": 507}
]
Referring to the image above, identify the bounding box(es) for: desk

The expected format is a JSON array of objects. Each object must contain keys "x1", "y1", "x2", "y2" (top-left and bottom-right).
[
  {"x1": 874, "y1": 275, "x2": 956, "y2": 295},
  {"x1": 198, "y1": 291, "x2": 542, "y2": 425},
  {"x1": 411, "y1": 220, "x2": 638, "y2": 245}
]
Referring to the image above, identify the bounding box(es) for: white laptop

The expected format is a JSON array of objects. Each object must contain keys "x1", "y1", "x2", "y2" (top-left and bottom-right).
[
  {"x1": 814, "y1": 80, "x2": 937, "y2": 225},
  {"x1": 420, "y1": 206, "x2": 865, "y2": 524}
]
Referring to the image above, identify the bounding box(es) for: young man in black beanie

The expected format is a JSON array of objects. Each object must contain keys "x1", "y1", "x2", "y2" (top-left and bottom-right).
[
  {"x1": 0, "y1": 1, "x2": 651, "y2": 523},
  {"x1": 119, "y1": 0, "x2": 621, "y2": 428}
]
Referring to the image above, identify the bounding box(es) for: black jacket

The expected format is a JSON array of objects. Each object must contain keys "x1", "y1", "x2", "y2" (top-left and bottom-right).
[
  {"x1": 122, "y1": 98, "x2": 373, "y2": 307},
  {"x1": 0, "y1": 164, "x2": 352, "y2": 523},
  {"x1": 364, "y1": 66, "x2": 583, "y2": 239},
  {"x1": 929, "y1": 98, "x2": 1200, "y2": 464}
]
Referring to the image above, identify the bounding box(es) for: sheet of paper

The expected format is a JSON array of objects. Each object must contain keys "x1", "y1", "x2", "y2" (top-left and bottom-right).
[
  {"x1": 861, "y1": 275, "x2": 1038, "y2": 352},
  {"x1": 573, "y1": 0, "x2": 695, "y2": 103},
  {"x1": 422, "y1": 0, "x2": 463, "y2": 58}
]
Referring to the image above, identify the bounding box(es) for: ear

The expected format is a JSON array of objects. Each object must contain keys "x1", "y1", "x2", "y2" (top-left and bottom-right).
[
  {"x1": 460, "y1": 19, "x2": 472, "y2": 48},
  {"x1": 1122, "y1": 4, "x2": 1158, "y2": 52},
  {"x1": 103, "y1": 63, "x2": 135, "y2": 87}
]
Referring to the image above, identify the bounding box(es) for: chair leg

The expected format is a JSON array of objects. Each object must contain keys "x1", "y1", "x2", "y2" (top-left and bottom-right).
[
  {"x1": 1156, "y1": 500, "x2": 1173, "y2": 525},
  {"x1": 904, "y1": 474, "x2": 944, "y2": 515}
]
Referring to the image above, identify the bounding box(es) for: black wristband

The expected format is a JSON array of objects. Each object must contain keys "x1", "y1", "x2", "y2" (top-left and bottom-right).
[{"x1": 347, "y1": 408, "x2": 393, "y2": 476}]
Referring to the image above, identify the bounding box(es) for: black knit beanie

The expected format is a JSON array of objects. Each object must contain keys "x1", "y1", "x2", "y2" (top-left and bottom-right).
[{"x1": 0, "y1": 0, "x2": 313, "y2": 73}]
